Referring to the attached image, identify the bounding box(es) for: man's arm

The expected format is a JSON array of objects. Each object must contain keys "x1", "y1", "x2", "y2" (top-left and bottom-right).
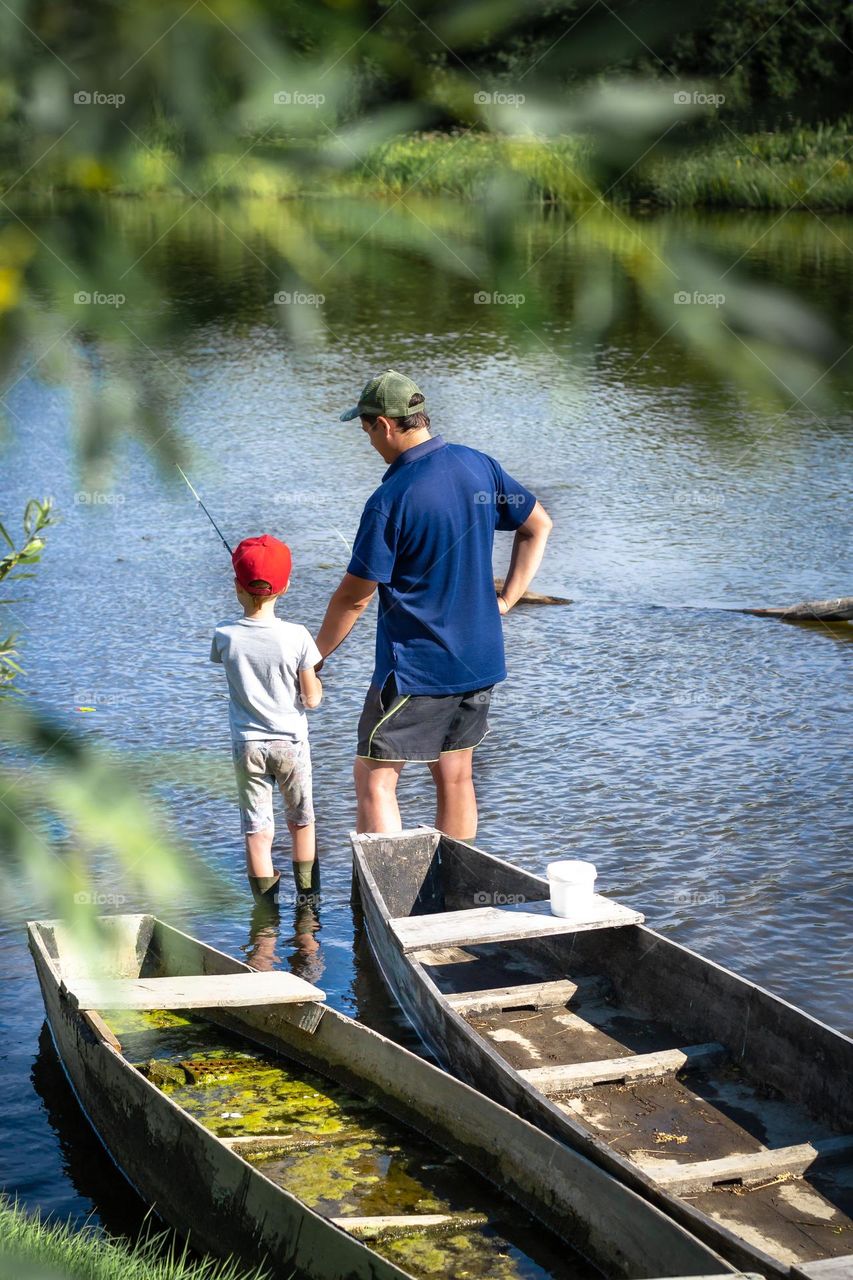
[
  {"x1": 315, "y1": 572, "x2": 378, "y2": 663},
  {"x1": 497, "y1": 501, "x2": 553, "y2": 614}
]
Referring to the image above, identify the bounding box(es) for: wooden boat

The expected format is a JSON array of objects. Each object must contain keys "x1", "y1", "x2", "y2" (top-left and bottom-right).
[
  {"x1": 27, "y1": 914, "x2": 742, "y2": 1280},
  {"x1": 350, "y1": 828, "x2": 853, "y2": 1280}
]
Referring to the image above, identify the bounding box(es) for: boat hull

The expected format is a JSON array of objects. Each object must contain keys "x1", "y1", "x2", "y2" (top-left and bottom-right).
[
  {"x1": 28, "y1": 920, "x2": 413, "y2": 1280},
  {"x1": 28, "y1": 914, "x2": 735, "y2": 1280},
  {"x1": 351, "y1": 830, "x2": 853, "y2": 1280}
]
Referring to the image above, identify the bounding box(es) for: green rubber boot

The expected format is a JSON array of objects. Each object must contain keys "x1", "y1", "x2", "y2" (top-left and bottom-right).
[{"x1": 248, "y1": 871, "x2": 280, "y2": 908}]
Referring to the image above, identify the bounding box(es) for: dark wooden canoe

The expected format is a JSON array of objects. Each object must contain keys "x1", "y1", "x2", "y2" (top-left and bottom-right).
[
  {"x1": 27, "y1": 914, "x2": 739, "y2": 1280},
  {"x1": 350, "y1": 829, "x2": 853, "y2": 1280}
]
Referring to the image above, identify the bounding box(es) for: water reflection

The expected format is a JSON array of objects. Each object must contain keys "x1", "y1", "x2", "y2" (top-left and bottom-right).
[
  {"x1": 30, "y1": 1023, "x2": 150, "y2": 1235},
  {"x1": 775, "y1": 618, "x2": 853, "y2": 642},
  {"x1": 242, "y1": 894, "x2": 324, "y2": 988},
  {"x1": 349, "y1": 902, "x2": 428, "y2": 1056}
]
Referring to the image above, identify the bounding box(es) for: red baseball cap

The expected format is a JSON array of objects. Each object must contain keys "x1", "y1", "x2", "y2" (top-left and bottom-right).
[{"x1": 232, "y1": 535, "x2": 292, "y2": 595}]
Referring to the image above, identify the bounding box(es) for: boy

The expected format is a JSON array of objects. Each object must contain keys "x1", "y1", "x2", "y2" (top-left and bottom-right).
[{"x1": 210, "y1": 534, "x2": 323, "y2": 907}]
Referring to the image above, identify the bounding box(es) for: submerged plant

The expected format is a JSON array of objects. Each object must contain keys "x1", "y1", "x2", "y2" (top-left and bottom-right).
[{"x1": 104, "y1": 1010, "x2": 567, "y2": 1280}]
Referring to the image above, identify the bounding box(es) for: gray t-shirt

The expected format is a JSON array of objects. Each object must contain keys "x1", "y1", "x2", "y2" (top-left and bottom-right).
[{"x1": 210, "y1": 616, "x2": 322, "y2": 744}]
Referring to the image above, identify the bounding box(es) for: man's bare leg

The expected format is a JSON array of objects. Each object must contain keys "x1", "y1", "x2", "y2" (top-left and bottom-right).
[
  {"x1": 429, "y1": 749, "x2": 477, "y2": 840},
  {"x1": 354, "y1": 758, "x2": 405, "y2": 833}
]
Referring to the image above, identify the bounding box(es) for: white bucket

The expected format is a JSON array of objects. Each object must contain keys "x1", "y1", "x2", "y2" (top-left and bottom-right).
[{"x1": 547, "y1": 860, "x2": 597, "y2": 918}]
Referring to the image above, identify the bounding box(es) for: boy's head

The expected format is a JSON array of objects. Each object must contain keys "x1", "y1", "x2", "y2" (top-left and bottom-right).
[{"x1": 232, "y1": 535, "x2": 291, "y2": 609}]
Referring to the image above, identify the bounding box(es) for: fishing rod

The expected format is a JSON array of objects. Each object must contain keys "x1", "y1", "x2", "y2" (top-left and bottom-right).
[
  {"x1": 176, "y1": 465, "x2": 233, "y2": 555},
  {"x1": 176, "y1": 466, "x2": 354, "y2": 566}
]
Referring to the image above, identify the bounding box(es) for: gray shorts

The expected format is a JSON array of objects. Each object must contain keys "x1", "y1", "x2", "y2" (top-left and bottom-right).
[{"x1": 232, "y1": 738, "x2": 314, "y2": 835}]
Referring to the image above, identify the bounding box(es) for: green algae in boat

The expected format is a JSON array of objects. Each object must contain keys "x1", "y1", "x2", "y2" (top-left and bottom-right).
[{"x1": 28, "y1": 913, "x2": 740, "y2": 1280}]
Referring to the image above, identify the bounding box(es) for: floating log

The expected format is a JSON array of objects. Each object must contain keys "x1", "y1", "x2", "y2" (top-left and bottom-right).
[
  {"x1": 493, "y1": 581, "x2": 852, "y2": 619},
  {"x1": 494, "y1": 578, "x2": 572, "y2": 606},
  {"x1": 491, "y1": 581, "x2": 850, "y2": 619},
  {"x1": 740, "y1": 596, "x2": 853, "y2": 622}
]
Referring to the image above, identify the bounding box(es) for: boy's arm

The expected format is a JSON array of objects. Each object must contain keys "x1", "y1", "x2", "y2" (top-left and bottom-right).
[
  {"x1": 297, "y1": 626, "x2": 323, "y2": 708},
  {"x1": 315, "y1": 573, "x2": 377, "y2": 665},
  {"x1": 299, "y1": 666, "x2": 323, "y2": 709}
]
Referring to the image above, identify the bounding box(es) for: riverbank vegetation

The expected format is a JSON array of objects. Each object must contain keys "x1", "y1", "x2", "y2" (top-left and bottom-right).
[
  {"x1": 9, "y1": 119, "x2": 853, "y2": 212},
  {"x1": 0, "y1": 1198, "x2": 263, "y2": 1280},
  {"x1": 355, "y1": 122, "x2": 853, "y2": 211}
]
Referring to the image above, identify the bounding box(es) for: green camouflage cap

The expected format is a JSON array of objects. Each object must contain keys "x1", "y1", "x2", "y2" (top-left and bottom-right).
[{"x1": 340, "y1": 369, "x2": 425, "y2": 421}]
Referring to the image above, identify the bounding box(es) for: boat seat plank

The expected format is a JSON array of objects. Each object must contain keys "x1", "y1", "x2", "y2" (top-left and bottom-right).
[
  {"x1": 446, "y1": 976, "x2": 610, "y2": 1014},
  {"x1": 81, "y1": 1008, "x2": 122, "y2": 1050},
  {"x1": 224, "y1": 1130, "x2": 367, "y2": 1153},
  {"x1": 645, "y1": 1134, "x2": 853, "y2": 1195},
  {"x1": 395, "y1": 897, "x2": 643, "y2": 953},
  {"x1": 793, "y1": 1259, "x2": 853, "y2": 1278},
  {"x1": 519, "y1": 1043, "x2": 727, "y2": 1093},
  {"x1": 331, "y1": 1213, "x2": 489, "y2": 1237},
  {"x1": 62, "y1": 972, "x2": 325, "y2": 1011}
]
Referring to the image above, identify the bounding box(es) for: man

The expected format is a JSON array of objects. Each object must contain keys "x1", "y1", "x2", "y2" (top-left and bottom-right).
[{"x1": 315, "y1": 369, "x2": 552, "y2": 837}]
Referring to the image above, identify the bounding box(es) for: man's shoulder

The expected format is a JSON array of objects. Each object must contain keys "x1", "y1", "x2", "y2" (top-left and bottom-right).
[
  {"x1": 422, "y1": 441, "x2": 500, "y2": 489},
  {"x1": 359, "y1": 482, "x2": 400, "y2": 523},
  {"x1": 444, "y1": 441, "x2": 484, "y2": 459},
  {"x1": 393, "y1": 441, "x2": 494, "y2": 486},
  {"x1": 443, "y1": 441, "x2": 496, "y2": 470}
]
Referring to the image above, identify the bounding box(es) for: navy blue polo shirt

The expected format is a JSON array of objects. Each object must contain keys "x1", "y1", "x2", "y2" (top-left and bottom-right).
[{"x1": 347, "y1": 435, "x2": 536, "y2": 695}]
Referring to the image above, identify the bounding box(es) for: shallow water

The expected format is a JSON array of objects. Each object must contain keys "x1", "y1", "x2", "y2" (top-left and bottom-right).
[{"x1": 0, "y1": 198, "x2": 851, "y2": 1241}]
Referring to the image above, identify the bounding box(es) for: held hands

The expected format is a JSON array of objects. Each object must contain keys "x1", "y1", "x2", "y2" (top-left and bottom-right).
[{"x1": 497, "y1": 594, "x2": 510, "y2": 616}]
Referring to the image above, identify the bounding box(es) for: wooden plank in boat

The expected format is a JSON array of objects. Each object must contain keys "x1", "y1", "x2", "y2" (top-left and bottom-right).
[
  {"x1": 224, "y1": 1130, "x2": 367, "y2": 1153},
  {"x1": 81, "y1": 1007, "x2": 122, "y2": 1050},
  {"x1": 792, "y1": 1259, "x2": 853, "y2": 1278},
  {"x1": 446, "y1": 976, "x2": 609, "y2": 1014},
  {"x1": 394, "y1": 897, "x2": 643, "y2": 953},
  {"x1": 63, "y1": 971, "x2": 325, "y2": 1011},
  {"x1": 645, "y1": 1133, "x2": 853, "y2": 1195},
  {"x1": 331, "y1": 1213, "x2": 489, "y2": 1237},
  {"x1": 519, "y1": 1043, "x2": 727, "y2": 1093}
]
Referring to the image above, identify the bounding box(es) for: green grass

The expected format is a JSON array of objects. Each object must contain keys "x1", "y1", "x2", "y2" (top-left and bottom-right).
[
  {"x1": 5, "y1": 120, "x2": 853, "y2": 210},
  {"x1": 350, "y1": 122, "x2": 853, "y2": 210},
  {"x1": 0, "y1": 1197, "x2": 266, "y2": 1280},
  {"x1": 637, "y1": 120, "x2": 853, "y2": 210}
]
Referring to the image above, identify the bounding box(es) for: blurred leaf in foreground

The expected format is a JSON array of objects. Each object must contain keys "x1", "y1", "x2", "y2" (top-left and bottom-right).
[{"x1": 0, "y1": 700, "x2": 225, "y2": 949}]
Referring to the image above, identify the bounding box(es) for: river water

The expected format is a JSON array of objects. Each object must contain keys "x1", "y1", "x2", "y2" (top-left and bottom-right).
[{"x1": 1, "y1": 197, "x2": 851, "y2": 1239}]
